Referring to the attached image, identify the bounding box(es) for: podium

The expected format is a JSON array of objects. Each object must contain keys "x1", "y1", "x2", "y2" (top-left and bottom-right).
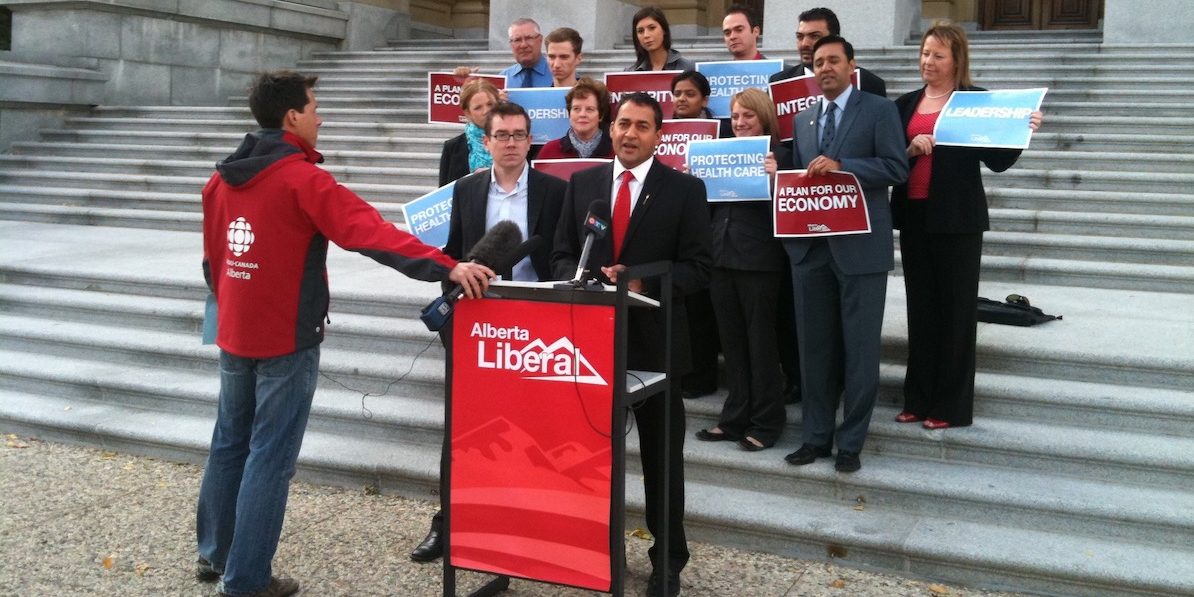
[{"x1": 442, "y1": 262, "x2": 674, "y2": 596}]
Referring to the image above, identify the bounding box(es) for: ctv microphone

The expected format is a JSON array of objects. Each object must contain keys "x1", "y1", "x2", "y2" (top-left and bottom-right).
[
  {"x1": 420, "y1": 220, "x2": 523, "y2": 331},
  {"x1": 571, "y1": 200, "x2": 610, "y2": 284}
]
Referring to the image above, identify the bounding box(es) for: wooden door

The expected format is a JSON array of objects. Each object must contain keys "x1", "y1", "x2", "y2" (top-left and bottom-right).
[{"x1": 982, "y1": 0, "x2": 1101, "y2": 30}]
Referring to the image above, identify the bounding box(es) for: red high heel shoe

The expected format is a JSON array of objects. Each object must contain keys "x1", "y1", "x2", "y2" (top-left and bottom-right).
[
  {"x1": 922, "y1": 418, "x2": 951, "y2": 430},
  {"x1": 895, "y1": 411, "x2": 921, "y2": 423}
]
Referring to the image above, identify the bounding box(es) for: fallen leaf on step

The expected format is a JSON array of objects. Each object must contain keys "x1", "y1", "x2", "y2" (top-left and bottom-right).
[
  {"x1": 101, "y1": 555, "x2": 116, "y2": 570},
  {"x1": 853, "y1": 504, "x2": 865, "y2": 511},
  {"x1": 64, "y1": 406, "x2": 72, "y2": 411},
  {"x1": 5, "y1": 438, "x2": 29, "y2": 449},
  {"x1": 830, "y1": 578, "x2": 846, "y2": 589},
  {"x1": 630, "y1": 528, "x2": 653, "y2": 541},
  {"x1": 928, "y1": 584, "x2": 950, "y2": 594},
  {"x1": 101, "y1": 451, "x2": 118, "y2": 460},
  {"x1": 135, "y1": 562, "x2": 150, "y2": 577}
]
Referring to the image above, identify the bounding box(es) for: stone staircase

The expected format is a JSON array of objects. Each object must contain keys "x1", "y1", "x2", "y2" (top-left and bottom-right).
[{"x1": 1, "y1": 36, "x2": 1192, "y2": 597}]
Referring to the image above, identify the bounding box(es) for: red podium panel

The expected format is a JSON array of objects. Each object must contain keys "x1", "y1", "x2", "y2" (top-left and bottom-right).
[{"x1": 449, "y1": 298, "x2": 616, "y2": 591}]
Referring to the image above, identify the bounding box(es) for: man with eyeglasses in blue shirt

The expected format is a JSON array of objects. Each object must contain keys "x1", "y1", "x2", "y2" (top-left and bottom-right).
[{"x1": 409, "y1": 101, "x2": 566, "y2": 563}]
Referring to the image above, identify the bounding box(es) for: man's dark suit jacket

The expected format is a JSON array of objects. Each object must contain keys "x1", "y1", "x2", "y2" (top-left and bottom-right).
[
  {"x1": 443, "y1": 167, "x2": 567, "y2": 281},
  {"x1": 438, "y1": 133, "x2": 470, "y2": 188},
  {"x1": 769, "y1": 65, "x2": 888, "y2": 98},
  {"x1": 551, "y1": 159, "x2": 713, "y2": 373},
  {"x1": 786, "y1": 91, "x2": 908, "y2": 275},
  {"x1": 890, "y1": 85, "x2": 1023, "y2": 234}
]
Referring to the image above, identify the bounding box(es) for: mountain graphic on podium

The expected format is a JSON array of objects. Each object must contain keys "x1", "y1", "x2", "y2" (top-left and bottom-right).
[
  {"x1": 454, "y1": 417, "x2": 611, "y2": 492},
  {"x1": 516, "y1": 336, "x2": 608, "y2": 386}
]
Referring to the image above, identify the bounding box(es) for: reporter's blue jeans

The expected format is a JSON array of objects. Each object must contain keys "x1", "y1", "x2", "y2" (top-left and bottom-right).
[{"x1": 196, "y1": 345, "x2": 319, "y2": 595}]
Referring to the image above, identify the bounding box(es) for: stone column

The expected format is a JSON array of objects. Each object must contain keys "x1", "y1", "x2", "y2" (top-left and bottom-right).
[
  {"x1": 487, "y1": 0, "x2": 640, "y2": 51},
  {"x1": 762, "y1": 0, "x2": 922, "y2": 50},
  {"x1": 1104, "y1": 0, "x2": 1193, "y2": 43}
]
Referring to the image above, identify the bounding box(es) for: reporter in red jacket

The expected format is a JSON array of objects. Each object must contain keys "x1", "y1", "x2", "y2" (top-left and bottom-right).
[{"x1": 196, "y1": 70, "x2": 492, "y2": 597}]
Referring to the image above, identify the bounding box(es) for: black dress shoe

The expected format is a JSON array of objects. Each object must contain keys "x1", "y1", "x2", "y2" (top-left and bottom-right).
[
  {"x1": 695, "y1": 428, "x2": 734, "y2": 442},
  {"x1": 409, "y1": 527, "x2": 443, "y2": 562},
  {"x1": 737, "y1": 437, "x2": 768, "y2": 452},
  {"x1": 646, "y1": 570, "x2": 681, "y2": 596},
  {"x1": 835, "y1": 451, "x2": 861, "y2": 473},
  {"x1": 784, "y1": 443, "x2": 831, "y2": 465}
]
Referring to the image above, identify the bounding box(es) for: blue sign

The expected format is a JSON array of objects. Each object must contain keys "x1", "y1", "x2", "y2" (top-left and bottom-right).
[
  {"x1": 686, "y1": 136, "x2": 771, "y2": 202},
  {"x1": 695, "y1": 59, "x2": 784, "y2": 118},
  {"x1": 933, "y1": 88, "x2": 1047, "y2": 149},
  {"x1": 402, "y1": 181, "x2": 455, "y2": 248},
  {"x1": 506, "y1": 87, "x2": 570, "y2": 145}
]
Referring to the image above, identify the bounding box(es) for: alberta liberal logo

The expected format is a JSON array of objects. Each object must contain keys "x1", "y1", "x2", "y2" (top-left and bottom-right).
[{"x1": 471, "y1": 322, "x2": 607, "y2": 386}]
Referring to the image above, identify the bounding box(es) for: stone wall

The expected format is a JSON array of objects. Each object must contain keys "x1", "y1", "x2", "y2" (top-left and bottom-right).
[{"x1": 2, "y1": 0, "x2": 356, "y2": 106}]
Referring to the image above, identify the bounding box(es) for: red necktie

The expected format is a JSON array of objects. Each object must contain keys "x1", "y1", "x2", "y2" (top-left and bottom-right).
[{"x1": 612, "y1": 170, "x2": 634, "y2": 261}]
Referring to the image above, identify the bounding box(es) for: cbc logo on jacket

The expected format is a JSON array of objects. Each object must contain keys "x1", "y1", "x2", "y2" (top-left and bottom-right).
[{"x1": 227, "y1": 217, "x2": 255, "y2": 257}]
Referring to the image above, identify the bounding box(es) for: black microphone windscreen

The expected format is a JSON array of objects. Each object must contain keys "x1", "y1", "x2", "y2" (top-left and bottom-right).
[
  {"x1": 494, "y1": 236, "x2": 544, "y2": 275},
  {"x1": 467, "y1": 220, "x2": 524, "y2": 267}
]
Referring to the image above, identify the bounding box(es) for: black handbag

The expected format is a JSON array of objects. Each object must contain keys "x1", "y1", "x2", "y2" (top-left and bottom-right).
[{"x1": 977, "y1": 294, "x2": 1061, "y2": 327}]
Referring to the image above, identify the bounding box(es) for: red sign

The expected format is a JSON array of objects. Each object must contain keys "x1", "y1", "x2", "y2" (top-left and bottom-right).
[
  {"x1": 769, "y1": 70, "x2": 861, "y2": 142},
  {"x1": 654, "y1": 119, "x2": 720, "y2": 171},
  {"x1": 428, "y1": 72, "x2": 507, "y2": 125},
  {"x1": 773, "y1": 170, "x2": 871, "y2": 237},
  {"x1": 450, "y1": 298, "x2": 616, "y2": 591},
  {"x1": 531, "y1": 158, "x2": 611, "y2": 182},
  {"x1": 604, "y1": 71, "x2": 682, "y2": 119}
]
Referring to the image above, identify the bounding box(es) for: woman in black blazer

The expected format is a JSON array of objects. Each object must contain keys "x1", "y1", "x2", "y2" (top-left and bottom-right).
[
  {"x1": 891, "y1": 22, "x2": 1042, "y2": 429},
  {"x1": 694, "y1": 88, "x2": 790, "y2": 451},
  {"x1": 437, "y1": 79, "x2": 499, "y2": 187}
]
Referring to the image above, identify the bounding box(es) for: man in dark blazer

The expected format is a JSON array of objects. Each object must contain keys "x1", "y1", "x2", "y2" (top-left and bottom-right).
[
  {"x1": 768, "y1": 7, "x2": 887, "y2": 97},
  {"x1": 410, "y1": 101, "x2": 566, "y2": 563},
  {"x1": 552, "y1": 93, "x2": 712, "y2": 597},
  {"x1": 782, "y1": 36, "x2": 908, "y2": 473}
]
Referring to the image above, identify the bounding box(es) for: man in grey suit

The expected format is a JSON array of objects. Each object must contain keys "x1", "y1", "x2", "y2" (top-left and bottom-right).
[{"x1": 781, "y1": 35, "x2": 908, "y2": 473}]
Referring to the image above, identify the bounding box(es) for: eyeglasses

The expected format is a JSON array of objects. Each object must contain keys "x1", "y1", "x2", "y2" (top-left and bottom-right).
[
  {"x1": 509, "y1": 34, "x2": 542, "y2": 45},
  {"x1": 490, "y1": 131, "x2": 529, "y2": 142}
]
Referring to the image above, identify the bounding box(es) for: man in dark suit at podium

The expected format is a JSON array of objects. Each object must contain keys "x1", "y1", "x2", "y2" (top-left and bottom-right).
[
  {"x1": 552, "y1": 93, "x2": 712, "y2": 597},
  {"x1": 410, "y1": 101, "x2": 567, "y2": 563}
]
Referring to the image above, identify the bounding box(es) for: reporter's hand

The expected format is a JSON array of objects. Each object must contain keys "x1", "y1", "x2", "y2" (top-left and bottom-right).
[
  {"x1": 449, "y1": 262, "x2": 494, "y2": 299},
  {"x1": 453, "y1": 66, "x2": 479, "y2": 78}
]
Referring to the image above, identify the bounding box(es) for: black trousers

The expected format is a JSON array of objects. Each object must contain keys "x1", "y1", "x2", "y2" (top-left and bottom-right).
[
  {"x1": 634, "y1": 380, "x2": 689, "y2": 573},
  {"x1": 776, "y1": 257, "x2": 801, "y2": 393},
  {"x1": 709, "y1": 268, "x2": 786, "y2": 446},
  {"x1": 899, "y1": 209, "x2": 983, "y2": 426},
  {"x1": 682, "y1": 288, "x2": 720, "y2": 392}
]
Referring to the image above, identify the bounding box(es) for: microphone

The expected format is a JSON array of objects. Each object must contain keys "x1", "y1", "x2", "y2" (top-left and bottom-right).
[
  {"x1": 570, "y1": 200, "x2": 610, "y2": 284},
  {"x1": 420, "y1": 220, "x2": 523, "y2": 331}
]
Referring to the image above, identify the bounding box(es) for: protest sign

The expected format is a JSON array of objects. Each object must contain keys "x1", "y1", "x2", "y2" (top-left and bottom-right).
[
  {"x1": 933, "y1": 88, "x2": 1047, "y2": 149},
  {"x1": 695, "y1": 59, "x2": 784, "y2": 117},
  {"x1": 604, "y1": 71, "x2": 682, "y2": 119},
  {"x1": 687, "y1": 136, "x2": 770, "y2": 202},
  {"x1": 531, "y1": 158, "x2": 611, "y2": 181},
  {"x1": 427, "y1": 73, "x2": 507, "y2": 125},
  {"x1": 506, "y1": 87, "x2": 571, "y2": 145},
  {"x1": 401, "y1": 181, "x2": 455, "y2": 247},
  {"x1": 768, "y1": 70, "x2": 860, "y2": 142},
  {"x1": 773, "y1": 170, "x2": 870, "y2": 237},
  {"x1": 654, "y1": 119, "x2": 720, "y2": 170}
]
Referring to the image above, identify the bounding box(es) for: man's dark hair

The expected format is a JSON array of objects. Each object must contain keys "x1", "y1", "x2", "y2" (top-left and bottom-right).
[
  {"x1": 671, "y1": 70, "x2": 711, "y2": 98},
  {"x1": 725, "y1": 3, "x2": 761, "y2": 31},
  {"x1": 248, "y1": 70, "x2": 318, "y2": 129},
  {"x1": 799, "y1": 7, "x2": 841, "y2": 35},
  {"x1": 545, "y1": 26, "x2": 583, "y2": 54},
  {"x1": 813, "y1": 34, "x2": 854, "y2": 62},
  {"x1": 484, "y1": 101, "x2": 532, "y2": 136},
  {"x1": 616, "y1": 92, "x2": 663, "y2": 130}
]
